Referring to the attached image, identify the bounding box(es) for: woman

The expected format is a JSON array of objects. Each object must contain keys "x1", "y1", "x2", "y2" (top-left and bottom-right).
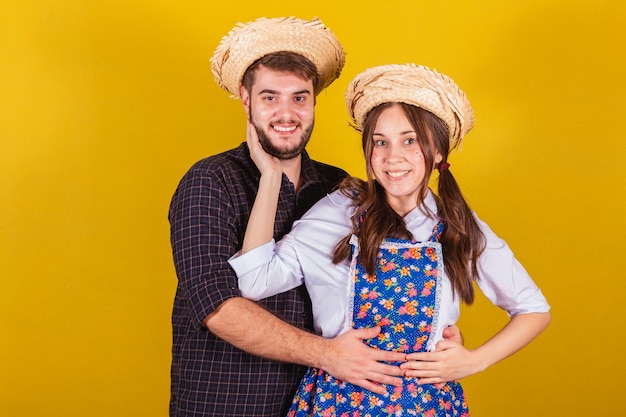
[{"x1": 229, "y1": 63, "x2": 551, "y2": 416}]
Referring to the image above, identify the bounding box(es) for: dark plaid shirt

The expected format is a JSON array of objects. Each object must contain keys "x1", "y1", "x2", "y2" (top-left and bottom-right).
[{"x1": 169, "y1": 142, "x2": 348, "y2": 416}]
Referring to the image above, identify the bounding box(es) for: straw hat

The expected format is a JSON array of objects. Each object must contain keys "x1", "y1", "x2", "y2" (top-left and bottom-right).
[
  {"x1": 211, "y1": 16, "x2": 346, "y2": 98},
  {"x1": 346, "y1": 64, "x2": 474, "y2": 147}
]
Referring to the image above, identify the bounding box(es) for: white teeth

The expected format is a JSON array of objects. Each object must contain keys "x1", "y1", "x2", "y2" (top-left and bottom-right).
[
  {"x1": 387, "y1": 171, "x2": 409, "y2": 178},
  {"x1": 273, "y1": 125, "x2": 297, "y2": 132}
]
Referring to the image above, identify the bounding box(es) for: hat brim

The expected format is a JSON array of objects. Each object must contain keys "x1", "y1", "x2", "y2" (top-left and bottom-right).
[
  {"x1": 345, "y1": 64, "x2": 474, "y2": 146},
  {"x1": 211, "y1": 17, "x2": 346, "y2": 98}
]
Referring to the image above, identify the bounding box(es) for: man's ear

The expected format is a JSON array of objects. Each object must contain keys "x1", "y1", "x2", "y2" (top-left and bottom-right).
[{"x1": 240, "y1": 85, "x2": 250, "y2": 114}]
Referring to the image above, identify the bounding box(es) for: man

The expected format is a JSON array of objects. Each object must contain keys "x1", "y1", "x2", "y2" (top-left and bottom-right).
[{"x1": 168, "y1": 17, "x2": 409, "y2": 416}]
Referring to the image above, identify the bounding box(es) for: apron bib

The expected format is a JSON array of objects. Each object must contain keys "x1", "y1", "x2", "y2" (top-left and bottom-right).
[{"x1": 287, "y1": 222, "x2": 469, "y2": 416}]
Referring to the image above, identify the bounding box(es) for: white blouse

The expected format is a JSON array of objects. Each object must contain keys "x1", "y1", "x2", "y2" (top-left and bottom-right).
[{"x1": 229, "y1": 189, "x2": 550, "y2": 348}]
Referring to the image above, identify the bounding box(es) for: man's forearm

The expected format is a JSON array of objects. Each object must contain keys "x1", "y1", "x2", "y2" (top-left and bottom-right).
[
  {"x1": 204, "y1": 296, "x2": 326, "y2": 366},
  {"x1": 204, "y1": 296, "x2": 407, "y2": 394}
]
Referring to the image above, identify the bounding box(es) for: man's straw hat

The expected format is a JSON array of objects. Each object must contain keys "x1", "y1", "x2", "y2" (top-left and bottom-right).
[
  {"x1": 346, "y1": 64, "x2": 474, "y2": 147},
  {"x1": 211, "y1": 16, "x2": 346, "y2": 98}
]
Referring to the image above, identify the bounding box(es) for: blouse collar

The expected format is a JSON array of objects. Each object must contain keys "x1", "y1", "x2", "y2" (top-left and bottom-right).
[{"x1": 402, "y1": 189, "x2": 440, "y2": 228}]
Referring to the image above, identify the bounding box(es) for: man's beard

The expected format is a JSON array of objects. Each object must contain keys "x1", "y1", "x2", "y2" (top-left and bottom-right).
[{"x1": 251, "y1": 117, "x2": 314, "y2": 160}]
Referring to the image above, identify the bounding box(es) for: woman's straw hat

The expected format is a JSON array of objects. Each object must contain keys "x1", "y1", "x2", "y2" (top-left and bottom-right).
[
  {"x1": 346, "y1": 64, "x2": 474, "y2": 147},
  {"x1": 211, "y1": 16, "x2": 346, "y2": 98}
]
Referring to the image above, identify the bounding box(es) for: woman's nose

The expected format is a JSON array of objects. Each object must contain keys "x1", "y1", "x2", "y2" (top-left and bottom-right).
[{"x1": 386, "y1": 143, "x2": 403, "y2": 161}]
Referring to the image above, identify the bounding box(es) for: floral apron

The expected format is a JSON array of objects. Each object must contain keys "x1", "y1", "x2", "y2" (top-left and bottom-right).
[{"x1": 287, "y1": 222, "x2": 470, "y2": 417}]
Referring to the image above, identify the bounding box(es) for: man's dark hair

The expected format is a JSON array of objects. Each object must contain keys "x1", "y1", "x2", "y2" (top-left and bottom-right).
[{"x1": 241, "y1": 51, "x2": 319, "y2": 94}]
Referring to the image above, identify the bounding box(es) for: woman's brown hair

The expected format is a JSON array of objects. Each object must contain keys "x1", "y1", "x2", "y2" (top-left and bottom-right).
[{"x1": 332, "y1": 102, "x2": 485, "y2": 304}]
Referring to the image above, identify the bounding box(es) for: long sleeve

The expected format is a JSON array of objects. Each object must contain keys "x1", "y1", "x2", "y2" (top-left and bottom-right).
[
  {"x1": 229, "y1": 189, "x2": 550, "y2": 340},
  {"x1": 229, "y1": 191, "x2": 354, "y2": 337},
  {"x1": 229, "y1": 237, "x2": 305, "y2": 300},
  {"x1": 474, "y1": 217, "x2": 550, "y2": 316},
  {"x1": 170, "y1": 164, "x2": 243, "y2": 328}
]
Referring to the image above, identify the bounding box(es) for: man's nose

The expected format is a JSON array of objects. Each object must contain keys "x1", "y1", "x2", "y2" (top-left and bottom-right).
[{"x1": 277, "y1": 100, "x2": 296, "y2": 120}]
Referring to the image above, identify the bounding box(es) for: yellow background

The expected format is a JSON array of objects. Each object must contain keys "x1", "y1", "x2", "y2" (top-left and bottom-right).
[{"x1": 2, "y1": 0, "x2": 625, "y2": 415}]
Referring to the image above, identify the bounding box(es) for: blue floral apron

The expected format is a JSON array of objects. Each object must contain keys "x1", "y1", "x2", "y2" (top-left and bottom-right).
[{"x1": 287, "y1": 222, "x2": 470, "y2": 417}]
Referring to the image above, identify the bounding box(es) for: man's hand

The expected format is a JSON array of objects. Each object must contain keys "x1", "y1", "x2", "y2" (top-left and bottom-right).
[
  {"x1": 208, "y1": 301, "x2": 407, "y2": 395},
  {"x1": 320, "y1": 327, "x2": 406, "y2": 395}
]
